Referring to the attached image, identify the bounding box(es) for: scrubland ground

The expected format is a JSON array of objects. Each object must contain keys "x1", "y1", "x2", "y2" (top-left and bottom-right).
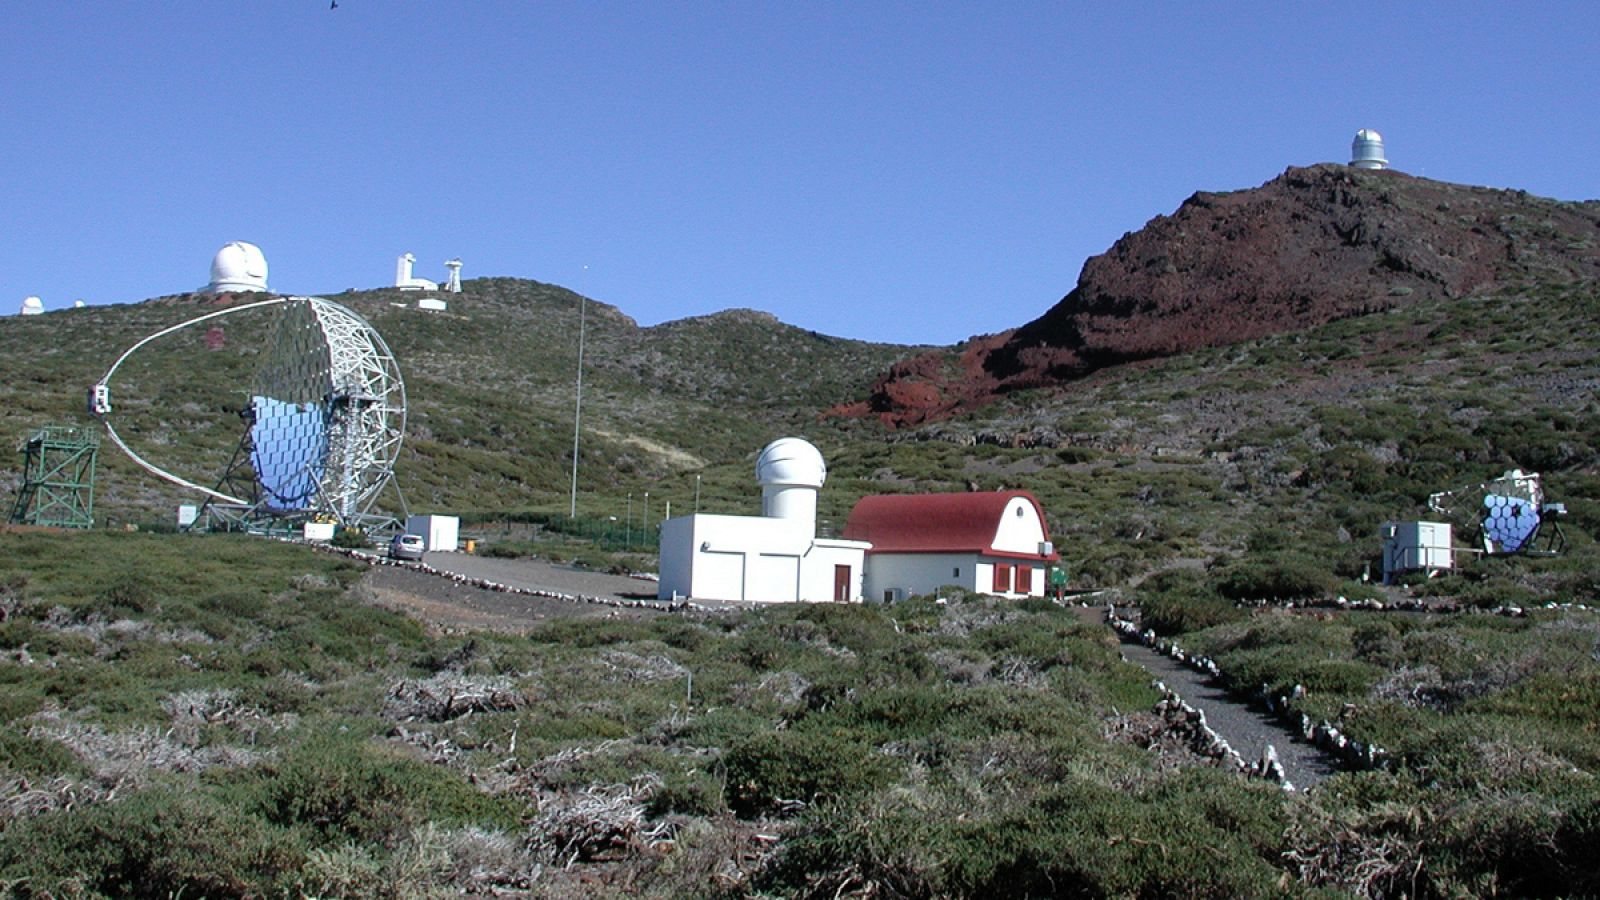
[{"x1": 1, "y1": 530, "x2": 1596, "y2": 898}]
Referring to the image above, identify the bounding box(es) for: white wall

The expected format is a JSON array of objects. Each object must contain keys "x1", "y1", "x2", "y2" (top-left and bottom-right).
[
  {"x1": 658, "y1": 514, "x2": 867, "y2": 603},
  {"x1": 864, "y1": 552, "x2": 1048, "y2": 601},
  {"x1": 661, "y1": 514, "x2": 781, "y2": 602},
  {"x1": 658, "y1": 516, "x2": 698, "y2": 600},
  {"x1": 406, "y1": 515, "x2": 459, "y2": 551},
  {"x1": 992, "y1": 496, "x2": 1050, "y2": 554},
  {"x1": 864, "y1": 552, "x2": 975, "y2": 601},
  {"x1": 750, "y1": 552, "x2": 801, "y2": 602}
]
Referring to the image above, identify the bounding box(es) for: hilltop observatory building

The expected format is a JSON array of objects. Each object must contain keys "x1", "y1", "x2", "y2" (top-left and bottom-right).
[
  {"x1": 207, "y1": 241, "x2": 270, "y2": 294},
  {"x1": 1350, "y1": 129, "x2": 1388, "y2": 169},
  {"x1": 394, "y1": 253, "x2": 438, "y2": 291},
  {"x1": 395, "y1": 254, "x2": 463, "y2": 294},
  {"x1": 658, "y1": 438, "x2": 871, "y2": 603},
  {"x1": 19, "y1": 296, "x2": 44, "y2": 316}
]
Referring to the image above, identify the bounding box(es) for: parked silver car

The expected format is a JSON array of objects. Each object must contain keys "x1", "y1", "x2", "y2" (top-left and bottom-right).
[{"x1": 389, "y1": 533, "x2": 425, "y2": 561}]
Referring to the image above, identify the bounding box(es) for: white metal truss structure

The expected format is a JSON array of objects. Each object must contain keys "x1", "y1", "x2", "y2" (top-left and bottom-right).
[
  {"x1": 294, "y1": 297, "x2": 406, "y2": 521},
  {"x1": 91, "y1": 296, "x2": 405, "y2": 527}
]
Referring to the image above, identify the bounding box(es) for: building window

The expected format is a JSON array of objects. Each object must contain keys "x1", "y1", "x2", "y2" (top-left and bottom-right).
[
  {"x1": 1016, "y1": 566, "x2": 1033, "y2": 594},
  {"x1": 992, "y1": 564, "x2": 1013, "y2": 593},
  {"x1": 953, "y1": 567, "x2": 960, "y2": 578}
]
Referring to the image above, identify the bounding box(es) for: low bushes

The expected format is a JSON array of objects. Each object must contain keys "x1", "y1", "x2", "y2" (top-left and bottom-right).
[
  {"x1": 1137, "y1": 569, "x2": 1248, "y2": 634},
  {"x1": 723, "y1": 729, "x2": 897, "y2": 817},
  {"x1": 1213, "y1": 553, "x2": 1336, "y2": 602},
  {"x1": 222, "y1": 735, "x2": 524, "y2": 846},
  {"x1": 764, "y1": 768, "x2": 1290, "y2": 897},
  {"x1": 0, "y1": 788, "x2": 301, "y2": 898}
]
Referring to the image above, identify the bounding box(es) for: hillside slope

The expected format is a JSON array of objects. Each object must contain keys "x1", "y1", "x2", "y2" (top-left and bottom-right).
[
  {"x1": 0, "y1": 280, "x2": 918, "y2": 522},
  {"x1": 4, "y1": 166, "x2": 1598, "y2": 589},
  {"x1": 844, "y1": 164, "x2": 1600, "y2": 425}
]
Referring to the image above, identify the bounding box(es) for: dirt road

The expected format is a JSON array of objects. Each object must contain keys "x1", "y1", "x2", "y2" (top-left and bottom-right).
[{"x1": 359, "y1": 553, "x2": 667, "y2": 634}]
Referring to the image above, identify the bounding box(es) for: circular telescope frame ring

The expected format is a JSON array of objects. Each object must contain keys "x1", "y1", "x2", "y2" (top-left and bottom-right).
[{"x1": 90, "y1": 296, "x2": 406, "y2": 524}]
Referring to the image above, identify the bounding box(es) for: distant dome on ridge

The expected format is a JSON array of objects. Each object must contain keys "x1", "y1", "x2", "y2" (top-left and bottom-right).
[
  {"x1": 1350, "y1": 129, "x2": 1388, "y2": 170},
  {"x1": 208, "y1": 241, "x2": 270, "y2": 293}
]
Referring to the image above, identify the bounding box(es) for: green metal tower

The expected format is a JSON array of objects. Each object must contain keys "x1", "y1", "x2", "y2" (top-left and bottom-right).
[{"x1": 9, "y1": 425, "x2": 99, "y2": 528}]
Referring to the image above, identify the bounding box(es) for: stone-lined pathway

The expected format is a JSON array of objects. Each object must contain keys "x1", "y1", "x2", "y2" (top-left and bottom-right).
[{"x1": 1115, "y1": 637, "x2": 1341, "y2": 788}]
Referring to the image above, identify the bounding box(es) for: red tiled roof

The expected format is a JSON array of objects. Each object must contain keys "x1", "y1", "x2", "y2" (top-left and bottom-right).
[{"x1": 842, "y1": 490, "x2": 1057, "y2": 560}]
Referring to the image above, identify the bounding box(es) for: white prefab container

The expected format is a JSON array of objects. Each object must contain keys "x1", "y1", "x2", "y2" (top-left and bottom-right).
[
  {"x1": 407, "y1": 515, "x2": 460, "y2": 552},
  {"x1": 303, "y1": 521, "x2": 335, "y2": 541},
  {"x1": 1381, "y1": 520, "x2": 1453, "y2": 583}
]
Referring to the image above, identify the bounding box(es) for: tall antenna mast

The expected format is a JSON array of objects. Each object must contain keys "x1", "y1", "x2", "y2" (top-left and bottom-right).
[{"x1": 568, "y1": 282, "x2": 588, "y2": 518}]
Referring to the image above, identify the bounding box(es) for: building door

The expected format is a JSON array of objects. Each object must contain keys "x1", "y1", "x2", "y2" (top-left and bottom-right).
[{"x1": 833, "y1": 565, "x2": 851, "y2": 602}]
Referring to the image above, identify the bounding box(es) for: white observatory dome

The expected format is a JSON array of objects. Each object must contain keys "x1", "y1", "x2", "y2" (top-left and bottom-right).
[
  {"x1": 208, "y1": 241, "x2": 270, "y2": 293},
  {"x1": 756, "y1": 437, "x2": 826, "y2": 531},
  {"x1": 1350, "y1": 129, "x2": 1388, "y2": 170},
  {"x1": 20, "y1": 296, "x2": 44, "y2": 316},
  {"x1": 756, "y1": 437, "x2": 827, "y2": 488}
]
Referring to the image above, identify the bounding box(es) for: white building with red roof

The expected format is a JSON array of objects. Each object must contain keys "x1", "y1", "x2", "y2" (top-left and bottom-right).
[
  {"x1": 658, "y1": 438, "x2": 1059, "y2": 605},
  {"x1": 842, "y1": 490, "x2": 1059, "y2": 601}
]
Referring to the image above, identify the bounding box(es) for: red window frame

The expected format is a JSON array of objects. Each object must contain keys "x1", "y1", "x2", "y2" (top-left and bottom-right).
[
  {"x1": 992, "y1": 563, "x2": 1013, "y2": 593},
  {"x1": 1016, "y1": 566, "x2": 1033, "y2": 595}
]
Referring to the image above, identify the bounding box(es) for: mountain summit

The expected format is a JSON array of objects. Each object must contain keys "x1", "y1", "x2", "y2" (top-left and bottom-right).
[{"x1": 842, "y1": 164, "x2": 1600, "y2": 425}]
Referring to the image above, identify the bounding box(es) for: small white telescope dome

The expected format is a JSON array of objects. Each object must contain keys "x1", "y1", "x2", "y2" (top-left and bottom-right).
[
  {"x1": 756, "y1": 437, "x2": 826, "y2": 488},
  {"x1": 20, "y1": 296, "x2": 44, "y2": 315},
  {"x1": 209, "y1": 241, "x2": 270, "y2": 293},
  {"x1": 757, "y1": 437, "x2": 826, "y2": 530},
  {"x1": 1350, "y1": 129, "x2": 1388, "y2": 170}
]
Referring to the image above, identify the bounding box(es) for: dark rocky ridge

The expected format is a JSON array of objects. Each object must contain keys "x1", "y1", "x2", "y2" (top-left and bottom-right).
[{"x1": 840, "y1": 164, "x2": 1600, "y2": 426}]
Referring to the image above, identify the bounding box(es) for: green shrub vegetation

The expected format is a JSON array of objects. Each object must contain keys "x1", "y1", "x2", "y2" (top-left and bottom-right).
[{"x1": 2, "y1": 529, "x2": 1595, "y2": 895}]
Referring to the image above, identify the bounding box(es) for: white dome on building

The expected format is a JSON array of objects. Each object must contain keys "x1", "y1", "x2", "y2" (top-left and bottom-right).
[
  {"x1": 208, "y1": 241, "x2": 270, "y2": 293},
  {"x1": 757, "y1": 437, "x2": 826, "y2": 528},
  {"x1": 20, "y1": 296, "x2": 44, "y2": 316},
  {"x1": 1350, "y1": 129, "x2": 1388, "y2": 170},
  {"x1": 756, "y1": 437, "x2": 826, "y2": 489}
]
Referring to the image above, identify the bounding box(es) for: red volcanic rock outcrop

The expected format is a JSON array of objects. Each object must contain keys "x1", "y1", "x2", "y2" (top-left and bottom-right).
[
  {"x1": 831, "y1": 333, "x2": 1011, "y2": 426},
  {"x1": 845, "y1": 164, "x2": 1600, "y2": 426}
]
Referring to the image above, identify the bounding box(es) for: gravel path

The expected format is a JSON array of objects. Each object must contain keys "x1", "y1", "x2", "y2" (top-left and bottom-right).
[
  {"x1": 361, "y1": 565, "x2": 663, "y2": 634},
  {"x1": 419, "y1": 552, "x2": 664, "y2": 603},
  {"x1": 1116, "y1": 638, "x2": 1341, "y2": 788}
]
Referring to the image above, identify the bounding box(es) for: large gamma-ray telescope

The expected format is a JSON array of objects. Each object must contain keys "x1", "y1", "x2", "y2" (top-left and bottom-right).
[{"x1": 88, "y1": 296, "x2": 406, "y2": 530}]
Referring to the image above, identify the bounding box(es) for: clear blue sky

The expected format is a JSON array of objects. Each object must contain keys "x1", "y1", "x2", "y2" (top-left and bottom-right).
[{"x1": 4, "y1": 2, "x2": 1596, "y2": 344}]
